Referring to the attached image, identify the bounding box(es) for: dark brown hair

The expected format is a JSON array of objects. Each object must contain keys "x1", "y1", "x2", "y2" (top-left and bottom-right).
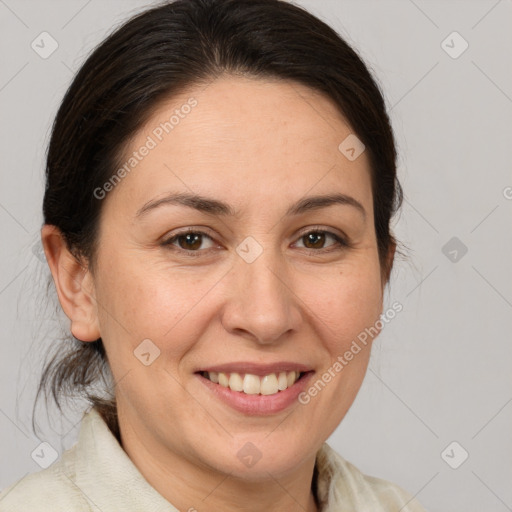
[{"x1": 35, "y1": 0, "x2": 404, "y2": 436}]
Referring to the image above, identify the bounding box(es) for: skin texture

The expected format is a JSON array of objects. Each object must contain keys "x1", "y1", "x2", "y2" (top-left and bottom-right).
[{"x1": 42, "y1": 75, "x2": 395, "y2": 512}]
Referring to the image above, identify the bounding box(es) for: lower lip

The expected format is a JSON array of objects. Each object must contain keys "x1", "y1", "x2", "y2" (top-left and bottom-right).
[{"x1": 196, "y1": 372, "x2": 314, "y2": 415}]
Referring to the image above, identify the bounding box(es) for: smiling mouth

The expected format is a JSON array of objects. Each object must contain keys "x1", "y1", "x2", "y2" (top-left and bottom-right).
[{"x1": 198, "y1": 370, "x2": 306, "y2": 396}]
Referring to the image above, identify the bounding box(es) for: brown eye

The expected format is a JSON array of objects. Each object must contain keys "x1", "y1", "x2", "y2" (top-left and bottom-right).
[
  {"x1": 162, "y1": 230, "x2": 215, "y2": 252},
  {"x1": 303, "y1": 232, "x2": 326, "y2": 249},
  {"x1": 296, "y1": 230, "x2": 346, "y2": 251},
  {"x1": 177, "y1": 233, "x2": 203, "y2": 250}
]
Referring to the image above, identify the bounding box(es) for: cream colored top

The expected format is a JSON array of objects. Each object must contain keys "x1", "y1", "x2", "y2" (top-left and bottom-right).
[{"x1": 0, "y1": 407, "x2": 426, "y2": 511}]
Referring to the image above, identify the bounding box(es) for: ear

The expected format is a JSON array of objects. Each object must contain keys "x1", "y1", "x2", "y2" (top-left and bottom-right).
[
  {"x1": 41, "y1": 225, "x2": 101, "y2": 342},
  {"x1": 381, "y1": 239, "x2": 396, "y2": 289}
]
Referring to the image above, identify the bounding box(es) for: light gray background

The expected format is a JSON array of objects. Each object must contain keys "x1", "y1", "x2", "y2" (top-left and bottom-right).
[{"x1": 1, "y1": 1, "x2": 511, "y2": 511}]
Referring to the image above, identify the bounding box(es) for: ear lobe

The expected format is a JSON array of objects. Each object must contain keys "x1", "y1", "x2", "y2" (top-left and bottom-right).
[{"x1": 41, "y1": 225, "x2": 101, "y2": 342}]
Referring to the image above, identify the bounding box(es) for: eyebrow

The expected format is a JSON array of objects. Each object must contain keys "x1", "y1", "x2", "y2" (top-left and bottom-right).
[{"x1": 135, "y1": 192, "x2": 366, "y2": 220}]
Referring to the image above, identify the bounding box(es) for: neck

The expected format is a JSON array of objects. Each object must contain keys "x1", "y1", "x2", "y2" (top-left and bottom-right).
[{"x1": 116, "y1": 412, "x2": 320, "y2": 512}]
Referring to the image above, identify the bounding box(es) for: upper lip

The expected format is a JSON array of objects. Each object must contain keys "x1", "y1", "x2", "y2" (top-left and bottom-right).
[{"x1": 196, "y1": 362, "x2": 313, "y2": 376}]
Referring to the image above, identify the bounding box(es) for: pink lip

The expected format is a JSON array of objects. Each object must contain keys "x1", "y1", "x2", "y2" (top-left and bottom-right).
[
  {"x1": 196, "y1": 361, "x2": 313, "y2": 376},
  {"x1": 195, "y1": 370, "x2": 315, "y2": 415}
]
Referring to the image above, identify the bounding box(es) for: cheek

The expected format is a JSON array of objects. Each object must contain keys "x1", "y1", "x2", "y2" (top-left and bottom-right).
[
  {"x1": 305, "y1": 258, "x2": 383, "y2": 349},
  {"x1": 94, "y1": 258, "x2": 222, "y2": 361}
]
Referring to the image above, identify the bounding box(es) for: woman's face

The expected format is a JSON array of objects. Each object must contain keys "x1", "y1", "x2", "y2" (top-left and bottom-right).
[{"x1": 88, "y1": 76, "x2": 388, "y2": 479}]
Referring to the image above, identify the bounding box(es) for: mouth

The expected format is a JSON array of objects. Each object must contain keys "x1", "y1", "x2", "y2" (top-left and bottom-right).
[
  {"x1": 197, "y1": 370, "x2": 307, "y2": 396},
  {"x1": 194, "y1": 362, "x2": 314, "y2": 414},
  {"x1": 195, "y1": 367, "x2": 314, "y2": 415}
]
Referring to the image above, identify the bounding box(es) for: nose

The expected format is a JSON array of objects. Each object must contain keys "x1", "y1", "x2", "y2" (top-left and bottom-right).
[{"x1": 220, "y1": 244, "x2": 302, "y2": 345}]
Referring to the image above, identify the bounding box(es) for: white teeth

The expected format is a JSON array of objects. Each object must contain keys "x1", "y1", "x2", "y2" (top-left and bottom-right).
[
  {"x1": 277, "y1": 371, "x2": 288, "y2": 391},
  {"x1": 228, "y1": 373, "x2": 243, "y2": 392},
  {"x1": 243, "y1": 374, "x2": 260, "y2": 394},
  {"x1": 218, "y1": 372, "x2": 229, "y2": 387},
  {"x1": 205, "y1": 370, "x2": 302, "y2": 395},
  {"x1": 260, "y1": 374, "x2": 279, "y2": 395},
  {"x1": 287, "y1": 371, "x2": 296, "y2": 387}
]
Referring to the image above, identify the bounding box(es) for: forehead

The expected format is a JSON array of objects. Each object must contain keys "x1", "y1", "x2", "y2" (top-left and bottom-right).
[{"x1": 106, "y1": 75, "x2": 372, "y2": 217}]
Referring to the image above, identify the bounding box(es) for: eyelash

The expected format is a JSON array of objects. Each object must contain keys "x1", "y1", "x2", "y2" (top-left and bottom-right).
[{"x1": 160, "y1": 227, "x2": 350, "y2": 258}]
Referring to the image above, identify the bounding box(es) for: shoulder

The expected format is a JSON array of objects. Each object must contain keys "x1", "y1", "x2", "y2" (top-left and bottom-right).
[
  {"x1": 0, "y1": 443, "x2": 91, "y2": 512},
  {"x1": 316, "y1": 443, "x2": 427, "y2": 511}
]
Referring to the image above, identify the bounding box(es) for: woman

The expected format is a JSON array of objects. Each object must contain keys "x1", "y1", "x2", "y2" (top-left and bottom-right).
[{"x1": 0, "y1": 0, "x2": 426, "y2": 510}]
